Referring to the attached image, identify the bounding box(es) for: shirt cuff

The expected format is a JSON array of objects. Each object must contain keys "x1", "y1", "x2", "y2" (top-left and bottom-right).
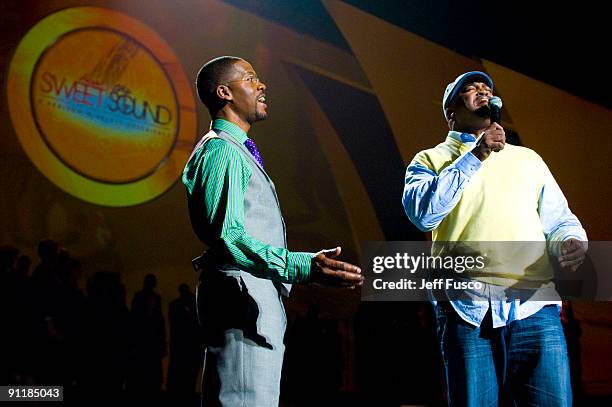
[
  {"x1": 455, "y1": 152, "x2": 482, "y2": 178},
  {"x1": 287, "y1": 252, "x2": 314, "y2": 283}
]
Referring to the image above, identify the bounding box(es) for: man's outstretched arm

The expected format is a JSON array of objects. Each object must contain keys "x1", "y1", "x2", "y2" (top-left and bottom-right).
[{"x1": 184, "y1": 140, "x2": 362, "y2": 287}]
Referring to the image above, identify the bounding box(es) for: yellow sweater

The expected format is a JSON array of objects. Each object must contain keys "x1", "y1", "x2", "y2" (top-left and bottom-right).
[{"x1": 412, "y1": 136, "x2": 553, "y2": 286}]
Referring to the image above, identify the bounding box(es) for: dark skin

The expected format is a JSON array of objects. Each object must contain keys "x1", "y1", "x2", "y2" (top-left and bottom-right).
[
  {"x1": 559, "y1": 239, "x2": 586, "y2": 272},
  {"x1": 447, "y1": 81, "x2": 504, "y2": 161},
  {"x1": 214, "y1": 59, "x2": 268, "y2": 132},
  {"x1": 213, "y1": 59, "x2": 364, "y2": 288},
  {"x1": 446, "y1": 81, "x2": 586, "y2": 271}
]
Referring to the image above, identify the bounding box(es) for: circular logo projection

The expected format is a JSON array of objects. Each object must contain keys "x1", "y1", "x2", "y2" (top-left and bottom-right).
[{"x1": 8, "y1": 7, "x2": 196, "y2": 206}]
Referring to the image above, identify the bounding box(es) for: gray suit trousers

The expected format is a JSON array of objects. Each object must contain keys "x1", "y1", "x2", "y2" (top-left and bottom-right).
[{"x1": 197, "y1": 270, "x2": 286, "y2": 407}]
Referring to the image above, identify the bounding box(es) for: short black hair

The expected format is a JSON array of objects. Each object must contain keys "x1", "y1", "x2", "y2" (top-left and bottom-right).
[{"x1": 195, "y1": 56, "x2": 243, "y2": 114}]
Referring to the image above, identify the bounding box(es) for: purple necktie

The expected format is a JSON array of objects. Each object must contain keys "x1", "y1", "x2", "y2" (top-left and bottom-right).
[{"x1": 244, "y1": 138, "x2": 264, "y2": 168}]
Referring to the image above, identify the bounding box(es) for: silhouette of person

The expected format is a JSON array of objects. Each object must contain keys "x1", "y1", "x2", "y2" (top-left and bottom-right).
[
  {"x1": 0, "y1": 245, "x2": 21, "y2": 384},
  {"x1": 283, "y1": 304, "x2": 344, "y2": 406},
  {"x1": 127, "y1": 274, "x2": 166, "y2": 401},
  {"x1": 31, "y1": 239, "x2": 60, "y2": 288},
  {"x1": 8, "y1": 254, "x2": 36, "y2": 384},
  {"x1": 30, "y1": 240, "x2": 66, "y2": 386},
  {"x1": 81, "y1": 271, "x2": 131, "y2": 404},
  {"x1": 167, "y1": 284, "x2": 202, "y2": 405}
]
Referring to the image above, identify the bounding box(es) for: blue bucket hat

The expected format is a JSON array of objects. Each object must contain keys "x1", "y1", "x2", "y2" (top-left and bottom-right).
[{"x1": 442, "y1": 71, "x2": 494, "y2": 120}]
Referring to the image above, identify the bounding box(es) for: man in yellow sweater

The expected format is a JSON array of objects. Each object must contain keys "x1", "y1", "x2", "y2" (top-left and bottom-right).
[{"x1": 402, "y1": 71, "x2": 587, "y2": 406}]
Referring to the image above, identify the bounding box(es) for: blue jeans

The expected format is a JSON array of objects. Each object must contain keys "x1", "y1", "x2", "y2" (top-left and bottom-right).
[{"x1": 435, "y1": 305, "x2": 571, "y2": 406}]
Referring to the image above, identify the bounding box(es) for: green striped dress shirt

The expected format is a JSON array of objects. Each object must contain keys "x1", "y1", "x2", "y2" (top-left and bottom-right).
[{"x1": 182, "y1": 118, "x2": 313, "y2": 283}]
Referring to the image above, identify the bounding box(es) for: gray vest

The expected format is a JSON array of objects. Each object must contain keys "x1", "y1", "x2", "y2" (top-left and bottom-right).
[{"x1": 215, "y1": 130, "x2": 292, "y2": 296}]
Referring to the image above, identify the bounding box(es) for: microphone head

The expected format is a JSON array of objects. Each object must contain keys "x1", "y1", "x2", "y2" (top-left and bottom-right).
[
  {"x1": 489, "y1": 96, "x2": 503, "y2": 109},
  {"x1": 488, "y1": 96, "x2": 502, "y2": 123}
]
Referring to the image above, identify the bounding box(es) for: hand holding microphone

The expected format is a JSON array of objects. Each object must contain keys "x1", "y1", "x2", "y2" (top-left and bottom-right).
[{"x1": 472, "y1": 96, "x2": 505, "y2": 161}]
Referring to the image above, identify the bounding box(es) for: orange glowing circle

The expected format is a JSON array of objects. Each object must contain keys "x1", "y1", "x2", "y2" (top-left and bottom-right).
[{"x1": 7, "y1": 7, "x2": 197, "y2": 206}]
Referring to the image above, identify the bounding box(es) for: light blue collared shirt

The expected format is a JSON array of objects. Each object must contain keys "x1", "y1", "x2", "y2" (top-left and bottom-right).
[{"x1": 402, "y1": 131, "x2": 587, "y2": 327}]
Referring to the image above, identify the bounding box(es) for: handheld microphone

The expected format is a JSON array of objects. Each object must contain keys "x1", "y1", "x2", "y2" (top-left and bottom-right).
[{"x1": 489, "y1": 96, "x2": 503, "y2": 124}]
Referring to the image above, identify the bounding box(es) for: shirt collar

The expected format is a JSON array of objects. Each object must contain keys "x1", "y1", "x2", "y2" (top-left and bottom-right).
[
  {"x1": 448, "y1": 130, "x2": 477, "y2": 145},
  {"x1": 212, "y1": 118, "x2": 249, "y2": 144}
]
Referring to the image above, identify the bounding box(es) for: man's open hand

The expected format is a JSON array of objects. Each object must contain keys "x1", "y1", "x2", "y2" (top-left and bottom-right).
[
  {"x1": 558, "y1": 238, "x2": 587, "y2": 272},
  {"x1": 310, "y1": 247, "x2": 364, "y2": 289}
]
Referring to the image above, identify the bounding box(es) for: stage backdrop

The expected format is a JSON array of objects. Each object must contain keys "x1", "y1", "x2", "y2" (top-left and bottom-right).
[{"x1": 2, "y1": 0, "x2": 611, "y2": 395}]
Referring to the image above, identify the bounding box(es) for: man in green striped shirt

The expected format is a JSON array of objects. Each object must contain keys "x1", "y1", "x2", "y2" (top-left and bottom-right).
[{"x1": 183, "y1": 56, "x2": 363, "y2": 406}]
